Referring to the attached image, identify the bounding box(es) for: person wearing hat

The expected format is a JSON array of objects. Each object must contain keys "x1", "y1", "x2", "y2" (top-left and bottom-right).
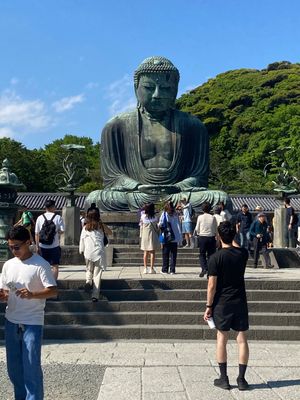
[
  {"x1": 35, "y1": 200, "x2": 65, "y2": 279},
  {"x1": 249, "y1": 213, "x2": 272, "y2": 268}
]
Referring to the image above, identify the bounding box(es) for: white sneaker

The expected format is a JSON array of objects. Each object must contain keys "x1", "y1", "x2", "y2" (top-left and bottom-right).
[
  {"x1": 143, "y1": 268, "x2": 148, "y2": 274},
  {"x1": 160, "y1": 271, "x2": 168, "y2": 275},
  {"x1": 149, "y1": 268, "x2": 156, "y2": 274}
]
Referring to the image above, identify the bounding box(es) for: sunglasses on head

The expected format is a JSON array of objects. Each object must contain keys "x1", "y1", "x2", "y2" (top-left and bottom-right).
[{"x1": 8, "y1": 241, "x2": 26, "y2": 251}]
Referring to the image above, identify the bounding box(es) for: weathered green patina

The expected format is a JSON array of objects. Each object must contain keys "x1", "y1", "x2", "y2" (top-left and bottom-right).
[{"x1": 87, "y1": 56, "x2": 229, "y2": 211}]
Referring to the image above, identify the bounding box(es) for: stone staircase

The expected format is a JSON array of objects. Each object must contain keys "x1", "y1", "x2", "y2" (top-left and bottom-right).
[
  {"x1": 113, "y1": 245, "x2": 261, "y2": 269},
  {"x1": 0, "y1": 278, "x2": 299, "y2": 341}
]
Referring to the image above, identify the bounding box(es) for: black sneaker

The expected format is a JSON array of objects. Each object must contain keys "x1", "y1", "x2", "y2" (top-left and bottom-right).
[
  {"x1": 214, "y1": 376, "x2": 231, "y2": 390},
  {"x1": 199, "y1": 271, "x2": 205, "y2": 277},
  {"x1": 237, "y1": 377, "x2": 249, "y2": 391}
]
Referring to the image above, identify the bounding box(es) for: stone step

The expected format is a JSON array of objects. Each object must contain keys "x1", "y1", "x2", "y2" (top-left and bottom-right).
[
  {"x1": 1, "y1": 324, "x2": 298, "y2": 341},
  {"x1": 1, "y1": 311, "x2": 298, "y2": 327},
  {"x1": 57, "y1": 279, "x2": 297, "y2": 291},
  {"x1": 1, "y1": 300, "x2": 300, "y2": 314},
  {"x1": 53, "y1": 289, "x2": 300, "y2": 302}
]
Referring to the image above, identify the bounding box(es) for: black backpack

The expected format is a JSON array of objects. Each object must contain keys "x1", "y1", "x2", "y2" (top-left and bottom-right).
[{"x1": 39, "y1": 214, "x2": 57, "y2": 245}]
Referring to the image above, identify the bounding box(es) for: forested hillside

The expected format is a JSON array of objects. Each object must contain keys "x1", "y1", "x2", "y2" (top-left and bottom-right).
[{"x1": 177, "y1": 61, "x2": 300, "y2": 193}]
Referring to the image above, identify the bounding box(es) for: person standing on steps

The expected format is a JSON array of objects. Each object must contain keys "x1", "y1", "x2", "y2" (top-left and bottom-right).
[
  {"x1": 0, "y1": 225, "x2": 57, "y2": 400},
  {"x1": 178, "y1": 198, "x2": 193, "y2": 248},
  {"x1": 79, "y1": 208, "x2": 112, "y2": 302},
  {"x1": 35, "y1": 199, "x2": 64, "y2": 280},
  {"x1": 236, "y1": 204, "x2": 252, "y2": 250},
  {"x1": 140, "y1": 203, "x2": 160, "y2": 274},
  {"x1": 204, "y1": 221, "x2": 250, "y2": 391},
  {"x1": 158, "y1": 201, "x2": 182, "y2": 275},
  {"x1": 284, "y1": 197, "x2": 298, "y2": 248},
  {"x1": 249, "y1": 213, "x2": 272, "y2": 268},
  {"x1": 195, "y1": 202, "x2": 217, "y2": 277}
]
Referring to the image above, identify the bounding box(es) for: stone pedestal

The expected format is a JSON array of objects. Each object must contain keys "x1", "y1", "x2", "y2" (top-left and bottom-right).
[
  {"x1": 101, "y1": 212, "x2": 141, "y2": 245},
  {"x1": 273, "y1": 206, "x2": 287, "y2": 248},
  {"x1": 62, "y1": 206, "x2": 81, "y2": 246}
]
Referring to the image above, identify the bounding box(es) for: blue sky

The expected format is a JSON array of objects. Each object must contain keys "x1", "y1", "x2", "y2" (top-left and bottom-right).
[{"x1": 0, "y1": 0, "x2": 299, "y2": 149}]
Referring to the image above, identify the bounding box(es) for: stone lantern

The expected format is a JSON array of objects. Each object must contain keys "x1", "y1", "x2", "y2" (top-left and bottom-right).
[{"x1": 0, "y1": 159, "x2": 25, "y2": 264}]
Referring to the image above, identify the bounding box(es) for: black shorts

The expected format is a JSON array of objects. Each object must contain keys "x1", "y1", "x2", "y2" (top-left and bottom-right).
[
  {"x1": 40, "y1": 246, "x2": 61, "y2": 266},
  {"x1": 213, "y1": 302, "x2": 249, "y2": 332}
]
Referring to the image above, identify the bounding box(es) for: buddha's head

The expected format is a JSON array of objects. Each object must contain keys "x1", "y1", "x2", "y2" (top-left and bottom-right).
[{"x1": 134, "y1": 56, "x2": 180, "y2": 114}]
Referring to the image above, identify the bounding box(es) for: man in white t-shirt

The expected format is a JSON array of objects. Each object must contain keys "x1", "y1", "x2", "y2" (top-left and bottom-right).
[
  {"x1": 0, "y1": 225, "x2": 57, "y2": 400},
  {"x1": 35, "y1": 199, "x2": 64, "y2": 280}
]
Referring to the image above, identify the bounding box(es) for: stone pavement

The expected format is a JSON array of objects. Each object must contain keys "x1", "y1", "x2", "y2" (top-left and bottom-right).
[
  {"x1": 0, "y1": 340, "x2": 299, "y2": 399},
  {"x1": 58, "y1": 263, "x2": 300, "y2": 281}
]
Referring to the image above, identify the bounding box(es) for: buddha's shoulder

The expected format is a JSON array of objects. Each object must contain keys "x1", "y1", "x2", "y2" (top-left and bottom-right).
[
  {"x1": 174, "y1": 109, "x2": 206, "y2": 129},
  {"x1": 104, "y1": 110, "x2": 136, "y2": 127}
]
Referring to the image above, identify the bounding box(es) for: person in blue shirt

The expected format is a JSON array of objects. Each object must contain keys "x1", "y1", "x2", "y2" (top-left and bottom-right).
[{"x1": 249, "y1": 213, "x2": 272, "y2": 268}]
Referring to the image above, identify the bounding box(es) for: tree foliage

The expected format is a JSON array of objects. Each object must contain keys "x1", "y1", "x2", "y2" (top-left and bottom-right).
[
  {"x1": 176, "y1": 61, "x2": 300, "y2": 193},
  {"x1": 0, "y1": 135, "x2": 102, "y2": 192}
]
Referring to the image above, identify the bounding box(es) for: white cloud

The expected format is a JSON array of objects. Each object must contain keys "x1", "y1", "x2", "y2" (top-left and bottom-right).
[
  {"x1": 105, "y1": 74, "x2": 136, "y2": 116},
  {"x1": 52, "y1": 94, "x2": 85, "y2": 113},
  {"x1": 0, "y1": 90, "x2": 51, "y2": 140},
  {"x1": 0, "y1": 127, "x2": 14, "y2": 138}
]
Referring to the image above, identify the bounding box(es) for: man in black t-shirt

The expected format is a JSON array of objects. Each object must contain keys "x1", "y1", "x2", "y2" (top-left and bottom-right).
[
  {"x1": 204, "y1": 221, "x2": 249, "y2": 391},
  {"x1": 284, "y1": 197, "x2": 297, "y2": 248}
]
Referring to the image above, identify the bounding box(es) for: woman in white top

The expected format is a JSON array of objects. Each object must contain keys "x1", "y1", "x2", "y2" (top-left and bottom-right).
[
  {"x1": 140, "y1": 203, "x2": 160, "y2": 274},
  {"x1": 79, "y1": 208, "x2": 112, "y2": 302},
  {"x1": 195, "y1": 202, "x2": 217, "y2": 277}
]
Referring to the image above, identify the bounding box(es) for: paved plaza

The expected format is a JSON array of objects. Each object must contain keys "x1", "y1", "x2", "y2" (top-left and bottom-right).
[{"x1": 0, "y1": 340, "x2": 299, "y2": 399}]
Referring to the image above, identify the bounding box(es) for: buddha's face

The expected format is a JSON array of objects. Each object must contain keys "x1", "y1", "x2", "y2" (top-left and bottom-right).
[{"x1": 136, "y1": 73, "x2": 178, "y2": 113}]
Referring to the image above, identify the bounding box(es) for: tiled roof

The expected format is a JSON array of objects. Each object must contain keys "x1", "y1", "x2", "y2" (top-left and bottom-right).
[
  {"x1": 15, "y1": 193, "x2": 86, "y2": 211},
  {"x1": 14, "y1": 192, "x2": 300, "y2": 213}
]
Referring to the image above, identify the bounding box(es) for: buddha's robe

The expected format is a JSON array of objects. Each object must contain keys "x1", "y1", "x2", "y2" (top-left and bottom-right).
[{"x1": 87, "y1": 108, "x2": 229, "y2": 211}]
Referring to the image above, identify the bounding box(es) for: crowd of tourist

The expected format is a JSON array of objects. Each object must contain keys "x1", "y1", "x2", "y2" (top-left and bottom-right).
[{"x1": 139, "y1": 196, "x2": 299, "y2": 275}]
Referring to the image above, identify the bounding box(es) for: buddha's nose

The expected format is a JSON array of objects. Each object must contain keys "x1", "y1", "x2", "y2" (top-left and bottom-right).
[{"x1": 152, "y1": 86, "x2": 161, "y2": 99}]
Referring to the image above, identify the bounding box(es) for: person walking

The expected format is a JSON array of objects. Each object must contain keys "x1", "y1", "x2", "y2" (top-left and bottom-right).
[
  {"x1": 249, "y1": 213, "x2": 272, "y2": 268},
  {"x1": 204, "y1": 221, "x2": 250, "y2": 391},
  {"x1": 0, "y1": 225, "x2": 57, "y2": 400},
  {"x1": 14, "y1": 206, "x2": 35, "y2": 242},
  {"x1": 35, "y1": 200, "x2": 64, "y2": 280},
  {"x1": 140, "y1": 203, "x2": 160, "y2": 274},
  {"x1": 195, "y1": 202, "x2": 217, "y2": 277},
  {"x1": 79, "y1": 208, "x2": 112, "y2": 302},
  {"x1": 236, "y1": 204, "x2": 252, "y2": 249},
  {"x1": 158, "y1": 201, "x2": 182, "y2": 275}
]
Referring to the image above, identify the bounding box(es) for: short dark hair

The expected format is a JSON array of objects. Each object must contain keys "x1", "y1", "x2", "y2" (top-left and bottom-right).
[
  {"x1": 218, "y1": 221, "x2": 236, "y2": 244},
  {"x1": 284, "y1": 197, "x2": 290, "y2": 205},
  {"x1": 45, "y1": 199, "x2": 56, "y2": 209},
  {"x1": 242, "y1": 204, "x2": 248, "y2": 208},
  {"x1": 202, "y1": 202, "x2": 211, "y2": 213},
  {"x1": 6, "y1": 225, "x2": 30, "y2": 241}
]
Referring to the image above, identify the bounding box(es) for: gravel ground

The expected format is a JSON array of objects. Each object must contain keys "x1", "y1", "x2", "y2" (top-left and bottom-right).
[{"x1": 0, "y1": 362, "x2": 105, "y2": 400}]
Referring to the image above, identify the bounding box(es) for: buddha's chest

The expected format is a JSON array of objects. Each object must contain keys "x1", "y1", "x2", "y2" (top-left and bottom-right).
[{"x1": 139, "y1": 118, "x2": 175, "y2": 167}]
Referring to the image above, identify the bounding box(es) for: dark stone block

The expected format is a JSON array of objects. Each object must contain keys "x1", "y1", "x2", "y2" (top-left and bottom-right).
[{"x1": 269, "y1": 248, "x2": 300, "y2": 268}]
